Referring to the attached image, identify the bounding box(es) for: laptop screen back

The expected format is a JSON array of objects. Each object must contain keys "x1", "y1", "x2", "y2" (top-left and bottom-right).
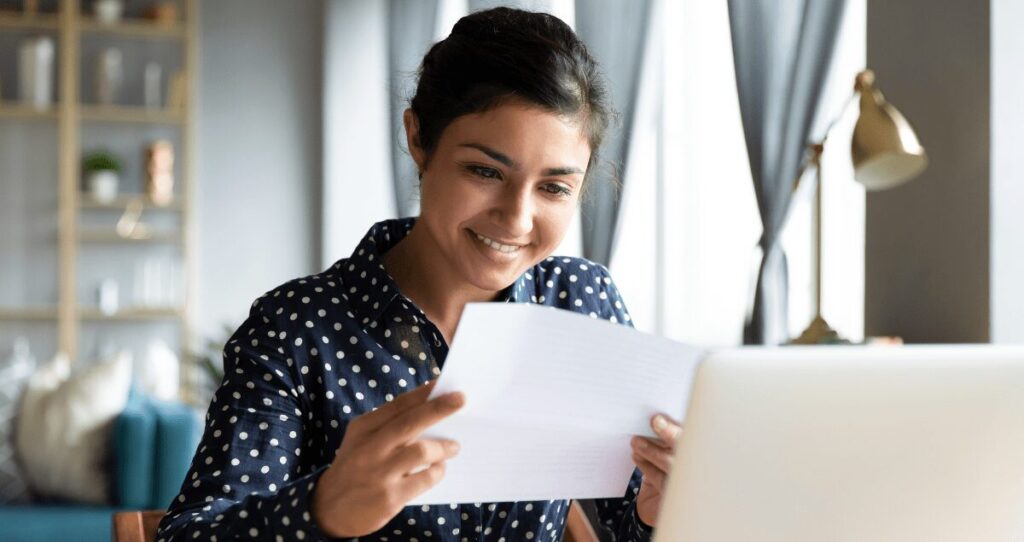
[{"x1": 653, "y1": 345, "x2": 1024, "y2": 542}]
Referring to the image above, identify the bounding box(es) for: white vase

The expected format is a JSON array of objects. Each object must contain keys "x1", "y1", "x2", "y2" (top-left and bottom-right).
[
  {"x1": 87, "y1": 170, "x2": 119, "y2": 203},
  {"x1": 18, "y1": 37, "x2": 54, "y2": 110},
  {"x1": 95, "y1": 48, "x2": 123, "y2": 105},
  {"x1": 94, "y1": 0, "x2": 123, "y2": 24}
]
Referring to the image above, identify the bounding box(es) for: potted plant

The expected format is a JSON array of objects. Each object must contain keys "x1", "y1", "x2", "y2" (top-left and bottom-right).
[
  {"x1": 185, "y1": 325, "x2": 236, "y2": 407},
  {"x1": 83, "y1": 150, "x2": 122, "y2": 203}
]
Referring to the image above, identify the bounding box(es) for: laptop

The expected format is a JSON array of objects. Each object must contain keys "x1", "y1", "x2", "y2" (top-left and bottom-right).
[{"x1": 652, "y1": 345, "x2": 1024, "y2": 542}]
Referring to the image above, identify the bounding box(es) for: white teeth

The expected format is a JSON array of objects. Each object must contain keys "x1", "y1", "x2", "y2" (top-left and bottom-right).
[{"x1": 475, "y1": 233, "x2": 522, "y2": 254}]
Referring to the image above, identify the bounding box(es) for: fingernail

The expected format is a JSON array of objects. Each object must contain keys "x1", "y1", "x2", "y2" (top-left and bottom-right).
[
  {"x1": 654, "y1": 415, "x2": 668, "y2": 430},
  {"x1": 447, "y1": 441, "x2": 461, "y2": 455}
]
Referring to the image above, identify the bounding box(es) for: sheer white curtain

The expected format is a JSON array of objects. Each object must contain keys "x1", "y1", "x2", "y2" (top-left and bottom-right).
[
  {"x1": 613, "y1": 0, "x2": 865, "y2": 345},
  {"x1": 322, "y1": 0, "x2": 395, "y2": 267}
]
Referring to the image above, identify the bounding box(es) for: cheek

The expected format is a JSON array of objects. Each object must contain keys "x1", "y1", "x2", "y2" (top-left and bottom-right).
[
  {"x1": 420, "y1": 171, "x2": 470, "y2": 214},
  {"x1": 535, "y1": 202, "x2": 577, "y2": 249}
]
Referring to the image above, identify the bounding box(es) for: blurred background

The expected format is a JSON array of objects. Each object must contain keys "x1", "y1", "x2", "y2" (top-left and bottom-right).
[{"x1": 0, "y1": 0, "x2": 1021, "y2": 539}]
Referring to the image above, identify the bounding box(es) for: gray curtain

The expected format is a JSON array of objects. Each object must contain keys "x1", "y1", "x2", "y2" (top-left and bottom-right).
[
  {"x1": 469, "y1": 0, "x2": 569, "y2": 13},
  {"x1": 575, "y1": 0, "x2": 653, "y2": 267},
  {"x1": 727, "y1": 0, "x2": 848, "y2": 345},
  {"x1": 388, "y1": 0, "x2": 439, "y2": 218}
]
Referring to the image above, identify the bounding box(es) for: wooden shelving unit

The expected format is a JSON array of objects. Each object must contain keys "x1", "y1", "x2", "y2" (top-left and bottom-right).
[
  {"x1": 0, "y1": 0, "x2": 198, "y2": 402},
  {"x1": 0, "y1": 307, "x2": 60, "y2": 321},
  {"x1": 0, "y1": 11, "x2": 59, "y2": 29},
  {"x1": 79, "y1": 104, "x2": 184, "y2": 124},
  {"x1": 0, "y1": 101, "x2": 58, "y2": 119},
  {"x1": 78, "y1": 230, "x2": 183, "y2": 243},
  {"x1": 0, "y1": 103, "x2": 60, "y2": 119},
  {"x1": 79, "y1": 306, "x2": 184, "y2": 321},
  {"x1": 79, "y1": 194, "x2": 184, "y2": 211},
  {"x1": 79, "y1": 17, "x2": 184, "y2": 39}
]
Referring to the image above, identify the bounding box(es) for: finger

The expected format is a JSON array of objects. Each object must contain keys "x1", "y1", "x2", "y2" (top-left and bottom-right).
[
  {"x1": 636, "y1": 435, "x2": 674, "y2": 454},
  {"x1": 399, "y1": 461, "x2": 448, "y2": 501},
  {"x1": 373, "y1": 390, "x2": 466, "y2": 450},
  {"x1": 358, "y1": 380, "x2": 438, "y2": 433},
  {"x1": 384, "y1": 438, "x2": 461, "y2": 478},
  {"x1": 631, "y1": 436, "x2": 673, "y2": 473},
  {"x1": 651, "y1": 414, "x2": 683, "y2": 444},
  {"x1": 632, "y1": 453, "x2": 666, "y2": 493}
]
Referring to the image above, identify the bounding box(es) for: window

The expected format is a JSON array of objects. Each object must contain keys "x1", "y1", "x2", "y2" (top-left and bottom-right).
[{"x1": 613, "y1": 0, "x2": 866, "y2": 345}]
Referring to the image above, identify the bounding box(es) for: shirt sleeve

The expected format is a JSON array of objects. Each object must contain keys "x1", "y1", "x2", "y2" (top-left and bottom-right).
[
  {"x1": 155, "y1": 294, "x2": 353, "y2": 542},
  {"x1": 589, "y1": 264, "x2": 653, "y2": 542}
]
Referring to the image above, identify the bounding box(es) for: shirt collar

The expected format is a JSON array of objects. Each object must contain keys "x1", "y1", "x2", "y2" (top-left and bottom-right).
[{"x1": 334, "y1": 218, "x2": 531, "y2": 325}]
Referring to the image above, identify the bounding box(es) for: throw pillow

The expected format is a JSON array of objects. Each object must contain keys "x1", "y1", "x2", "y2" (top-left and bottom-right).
[{"x1": 16, "y1": 350, "x2": 132, "y2": 504}]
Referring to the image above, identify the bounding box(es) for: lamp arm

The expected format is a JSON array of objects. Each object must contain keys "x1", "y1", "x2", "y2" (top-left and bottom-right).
[{"x1": 791, "y1": 89, "x2": 859, "y2": 194}]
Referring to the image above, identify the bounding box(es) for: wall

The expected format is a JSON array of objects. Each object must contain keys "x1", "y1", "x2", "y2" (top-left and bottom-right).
[
  {"x1": 865, "y1": 0, "x2": 990, "y2": 343},
  {"x1": 991, "y1": 0, "x2": 1024, "y2": 344},
  {"x1": 196, "y1": 0, "x2": 323, "y2": 339}
]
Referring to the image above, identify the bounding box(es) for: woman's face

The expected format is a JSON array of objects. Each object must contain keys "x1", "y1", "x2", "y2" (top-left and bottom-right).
[{"x1": 406, "y1": 101, "x2": 591, "y2": 293}]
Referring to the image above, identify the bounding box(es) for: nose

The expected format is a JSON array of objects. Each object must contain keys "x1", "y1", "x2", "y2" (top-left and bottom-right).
[{"x1": 490, "y1": 184, "x2": 533, "y2": 239}]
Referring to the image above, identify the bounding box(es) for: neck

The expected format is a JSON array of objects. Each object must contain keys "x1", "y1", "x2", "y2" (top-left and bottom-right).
[{"x1": 382, "y1": 222, "x2": 500, "y2": 342}]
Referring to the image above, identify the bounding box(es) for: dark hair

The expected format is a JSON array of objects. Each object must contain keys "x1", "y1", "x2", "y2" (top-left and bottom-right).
[{"x1": 409, "y1": 7, "x2": 612, "y2": 189}]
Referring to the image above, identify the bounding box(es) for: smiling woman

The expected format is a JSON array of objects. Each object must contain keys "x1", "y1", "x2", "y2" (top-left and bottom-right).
[
  {"x1": 388, "y1": 102, "x2": 594, "y2": 343},
  {"x1": 156, "y1": 7, "x2": 678, "y2": 542}
]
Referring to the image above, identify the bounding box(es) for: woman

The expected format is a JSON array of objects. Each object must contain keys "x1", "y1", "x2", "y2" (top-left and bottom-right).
[{"x1": 158, "y1": 7, "x2": 681, "y2": 542}]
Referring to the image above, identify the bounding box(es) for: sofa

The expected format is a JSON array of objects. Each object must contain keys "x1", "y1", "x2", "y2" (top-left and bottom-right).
[{"x1": 0, "y1": 388, "x2": 202, "y2": 542}]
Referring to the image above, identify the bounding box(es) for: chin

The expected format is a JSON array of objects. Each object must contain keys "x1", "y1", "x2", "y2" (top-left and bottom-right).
[{"x1": 463, "y1": 266, "x2": 523, "y2": 293}]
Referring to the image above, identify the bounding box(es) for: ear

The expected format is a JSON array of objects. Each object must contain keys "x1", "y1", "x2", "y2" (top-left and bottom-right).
[{"x1": 403, "y1": 108, "x2": 427, "y2": 173}]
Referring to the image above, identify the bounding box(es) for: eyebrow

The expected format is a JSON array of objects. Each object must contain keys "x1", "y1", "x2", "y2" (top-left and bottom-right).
[{"x1": 458, "y1": 143, "x2": 585, "y2": 176}]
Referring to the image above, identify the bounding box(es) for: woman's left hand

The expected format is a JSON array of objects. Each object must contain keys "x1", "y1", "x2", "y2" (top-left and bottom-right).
[{"x1": 631, "y1": 413, "x2": 683, "y2": 527}]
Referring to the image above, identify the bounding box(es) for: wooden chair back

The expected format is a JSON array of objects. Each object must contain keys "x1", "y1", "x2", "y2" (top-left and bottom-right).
[
  {"x1": 113, "y1": 503, "x2": 597, "y2": 542},
  {"x1": 112, "y1": 510, "x2": 165, "y2": 542},
  {"x1": 566, "y1": 500, "x2": 600, "y2": 542}
]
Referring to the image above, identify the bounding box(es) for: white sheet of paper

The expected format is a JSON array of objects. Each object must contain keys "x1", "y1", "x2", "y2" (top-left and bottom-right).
[{"x1": 408, "y1": 302, "x2": 704, "y2": 505}]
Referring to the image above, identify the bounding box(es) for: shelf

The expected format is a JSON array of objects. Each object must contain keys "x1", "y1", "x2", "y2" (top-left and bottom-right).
[
  {"x1": 0, "y1": 12, "x2": 59, "y2": 30},
  {"x1": 0, "y1": 103, "x2": 59, "y2": 120},
  {"x1": 79, "y1": 17, "x2": 184, "y2": 39},
  {"x1": 0, "y1": 0, "x2": 197, "y2": 375},
  {"x1": 0, "y1": 307, "x2": 59, "y2": 320},
  {"x1": 0, "y1": 305, "x2": 184, "y2": 322},
  {"x1": 79, "y1": 230, "x2": 182, "y2": 243},
  {"x1": 79, "y1": 105, "x2": 184, "y2": 124},
  {"x1": 80, "y1": 306, "x2": 183, "y2": 321},
  {"x1": 79, "y1": 195, "x2": 183, "y2": 211}
]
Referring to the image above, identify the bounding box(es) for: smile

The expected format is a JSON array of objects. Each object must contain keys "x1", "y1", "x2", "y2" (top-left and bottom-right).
[{"x1": 472, "y1": 231, "x2": 524, "y2": 254}]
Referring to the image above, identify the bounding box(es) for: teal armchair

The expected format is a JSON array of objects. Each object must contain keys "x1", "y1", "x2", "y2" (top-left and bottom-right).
[{"x1": 0, "y1": 388, "x2": 202, "y2": 542}]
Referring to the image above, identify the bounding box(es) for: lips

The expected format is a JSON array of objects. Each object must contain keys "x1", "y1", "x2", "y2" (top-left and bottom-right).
[{"x1": 469, "y1": 229, "x2": 525, "y2": 254}]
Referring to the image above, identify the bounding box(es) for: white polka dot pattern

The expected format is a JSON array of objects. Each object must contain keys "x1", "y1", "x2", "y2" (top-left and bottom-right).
[{"x1": 156, "y1": 218, "x2": 651, "y2": 541}]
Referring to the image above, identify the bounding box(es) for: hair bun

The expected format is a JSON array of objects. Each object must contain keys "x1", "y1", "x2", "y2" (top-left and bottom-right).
[{"x1": 409, "y1": 7, "x2": 611, "y2": 181}]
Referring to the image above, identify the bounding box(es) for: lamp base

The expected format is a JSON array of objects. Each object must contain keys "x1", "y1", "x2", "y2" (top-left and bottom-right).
[{"x1": 789, "y1": 315, "x2": 851, "y2": 345}]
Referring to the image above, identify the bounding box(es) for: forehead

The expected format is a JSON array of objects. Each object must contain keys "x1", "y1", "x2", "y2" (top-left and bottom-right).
[{"x1": 438, "y1": 102, "x2": 592, "y2": 169}]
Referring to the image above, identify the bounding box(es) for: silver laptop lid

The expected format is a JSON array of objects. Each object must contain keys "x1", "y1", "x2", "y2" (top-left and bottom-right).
[{"x1": 653, "y1": 345, "x2": 1024, "y2": 542}]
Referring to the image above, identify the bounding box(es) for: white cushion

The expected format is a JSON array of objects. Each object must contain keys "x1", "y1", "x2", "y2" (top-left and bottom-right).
[
  {"x1": 15, "y1": 351, "x2": 132, "y2": 504},
  {"x1": 135, "y1": 339, "x2": 180, "y2": 402},
  {"x1": 0, "y1": 343, "x2": 36, "y2": 503}
]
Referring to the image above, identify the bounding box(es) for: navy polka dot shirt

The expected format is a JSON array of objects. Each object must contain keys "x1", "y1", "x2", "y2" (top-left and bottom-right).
[{"x1": 157, "y1": 218, "x2": 653, "y2": 541}]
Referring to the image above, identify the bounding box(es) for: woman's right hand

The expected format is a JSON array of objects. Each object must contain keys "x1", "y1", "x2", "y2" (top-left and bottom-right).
[{"x1": 311, "y1": 380, "x2": 465, "y2": 538}]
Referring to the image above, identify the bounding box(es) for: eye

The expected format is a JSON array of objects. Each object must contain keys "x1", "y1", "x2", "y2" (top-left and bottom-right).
[
  {"x1": 542, "y1": 183, "x2": 573, "y2": 197},
  {"x1": 468, "y1": 165, "x2": 502, "y2": 180}
]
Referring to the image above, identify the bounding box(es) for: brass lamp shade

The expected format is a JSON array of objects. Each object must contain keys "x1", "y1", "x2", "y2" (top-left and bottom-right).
[{"x1": 851, "y1": 70, "x2": 927, "y2": 191}]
